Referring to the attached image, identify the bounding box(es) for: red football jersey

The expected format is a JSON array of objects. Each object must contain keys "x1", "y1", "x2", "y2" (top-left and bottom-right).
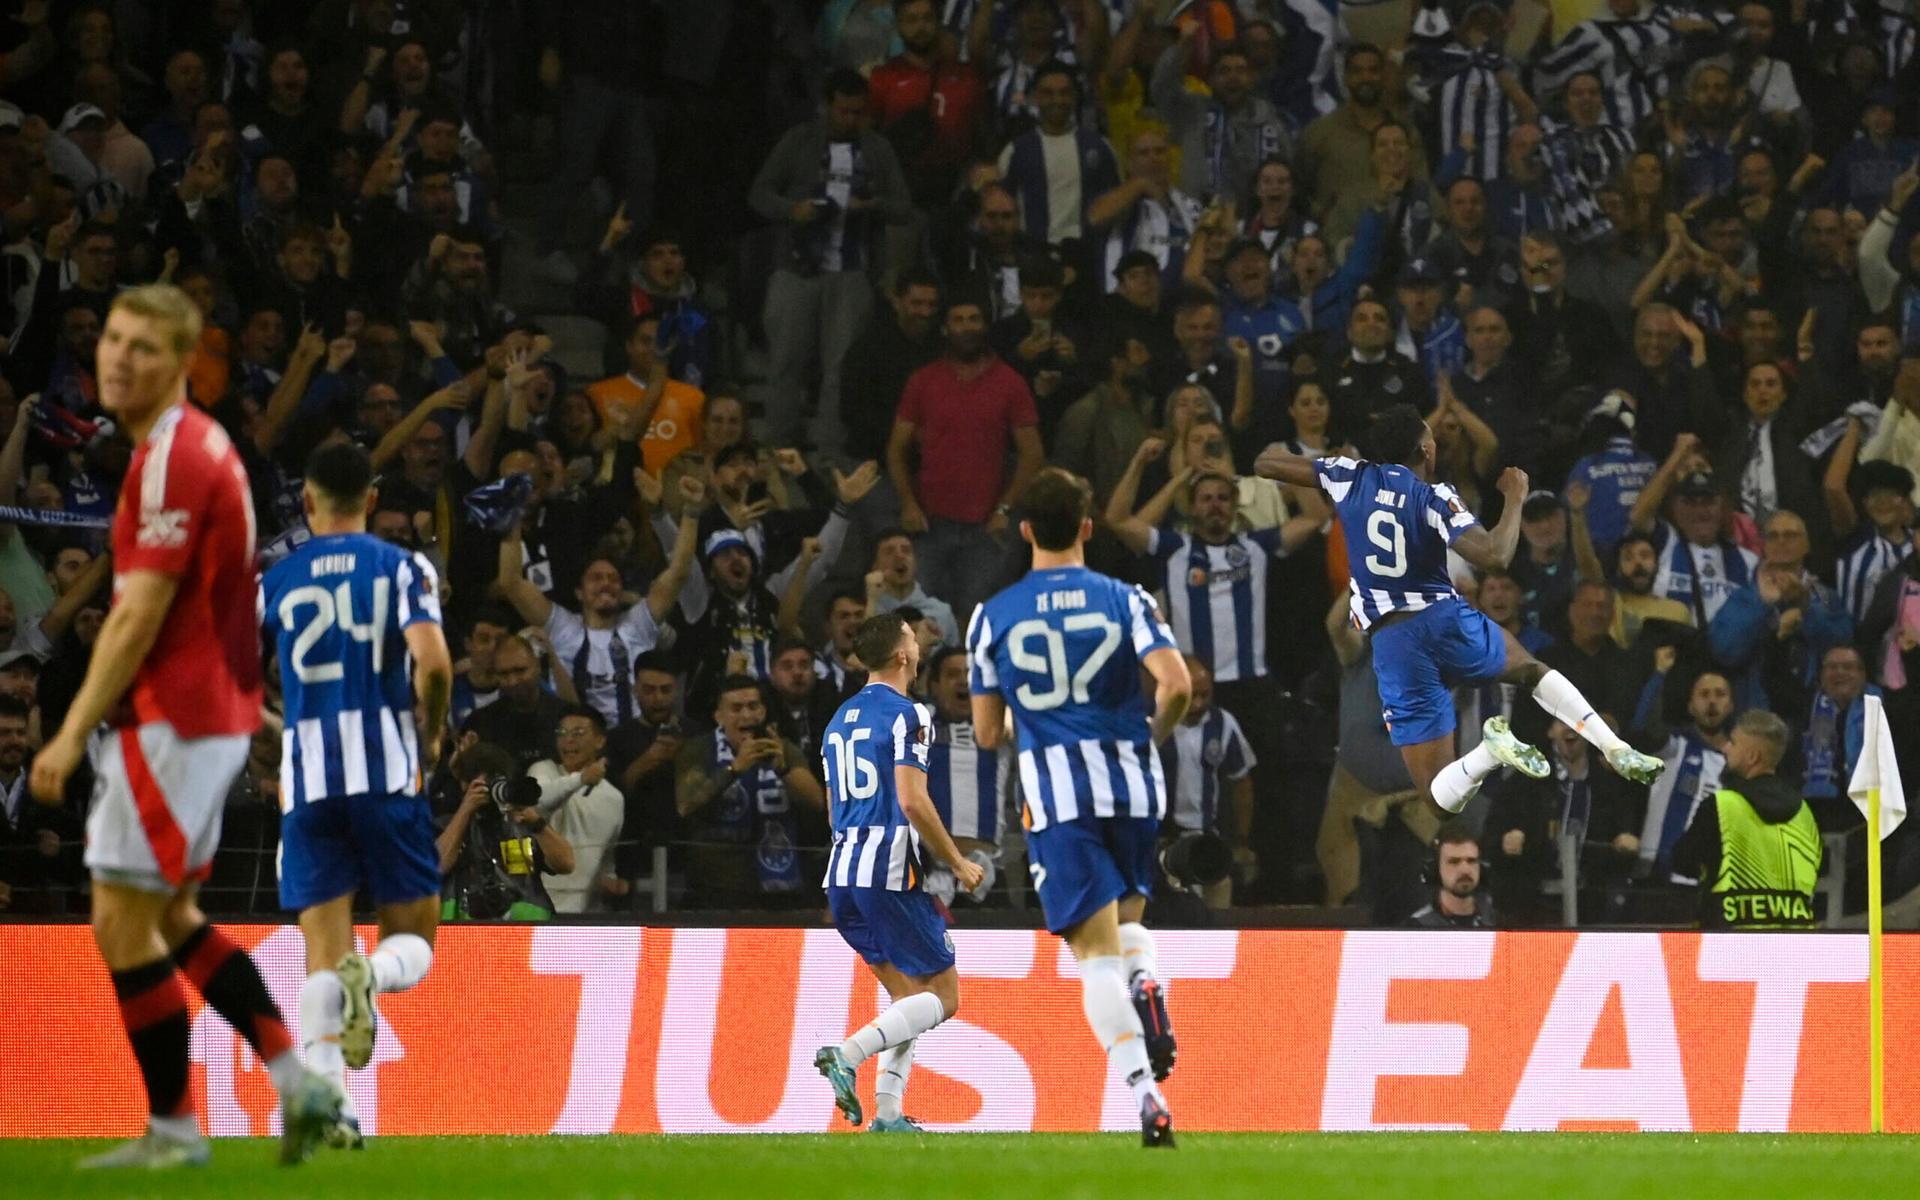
[{"x1": 110, "y1": 402, "x2": 263, "y2": 737}]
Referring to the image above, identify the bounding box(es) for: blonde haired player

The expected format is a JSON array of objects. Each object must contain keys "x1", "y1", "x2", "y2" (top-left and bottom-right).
[{"x1": 30, "y1": 286, "x2": 341, "y2": 1168}]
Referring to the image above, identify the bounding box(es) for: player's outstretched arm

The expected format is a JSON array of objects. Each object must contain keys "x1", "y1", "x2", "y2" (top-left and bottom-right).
[
  {"x1": 1252, "y1": 442, "x2": 1322, "y2": 488},
  {"x1": 895, "y1": 765, "x2": 985, "y2": 890},
  {"x1": 1451, "y1": 467, "x2": 1529, "y2": 571},
  {"x1": 497, "y1": 519, "x2": 554, "y2": 626},
  {"x1": 1142, "y1": 645, "x2": 1192, "y2": 745},
  {"x1": 405, "y1": 620, "x2": 453, "y2": 766},
  {"x1": 29, "y1": 570, "x2": 178, "y2": 804}
]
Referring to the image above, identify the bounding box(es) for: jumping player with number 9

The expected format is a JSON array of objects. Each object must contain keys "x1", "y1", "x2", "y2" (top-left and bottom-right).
[
  {"x1": 1254, "y1": 404, "x2": 1665, "y2": 815},
  {"x1": 966, "y1": 467, "x2": 1193, "y2": 1148}
]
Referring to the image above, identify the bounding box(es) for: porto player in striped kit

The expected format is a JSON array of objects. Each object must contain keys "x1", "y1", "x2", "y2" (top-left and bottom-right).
[
  {"x1": 967, "y1": 468, "x2": 1192, "y2": 1148},
  {"x1": 261, "y1": 441, "x2": 453, "y2": 1150},
  {"x1": 814, "y1": 613, "x2": 984, "y2": 1132},
  {"x1": 1255, "y1": 404, "x2": 1664, "y2": 814},
  {"x1": 28, "y1": 286, "x2": 340, "y2": 1168}
]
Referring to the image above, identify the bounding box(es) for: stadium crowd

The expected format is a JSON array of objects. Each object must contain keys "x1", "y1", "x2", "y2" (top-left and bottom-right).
[{"x1": 1, "y1": 0, "x2": 1919, "y2": 928}]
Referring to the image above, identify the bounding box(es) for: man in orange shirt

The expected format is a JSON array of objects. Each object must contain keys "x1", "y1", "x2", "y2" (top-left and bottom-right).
[{"x1": 585, "y1": 312, "x2": 704, "y2": 475}]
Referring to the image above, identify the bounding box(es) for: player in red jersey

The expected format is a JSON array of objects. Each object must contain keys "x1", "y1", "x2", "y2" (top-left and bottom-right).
[{"x1": 29, "y1": 285, "x2": 340, "y2": 1169}]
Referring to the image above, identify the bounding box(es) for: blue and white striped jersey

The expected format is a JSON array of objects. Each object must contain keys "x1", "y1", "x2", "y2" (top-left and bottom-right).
[
  {"x1": 262, "y1": 532, "x2": 441, "y2": 806},
  {"x1": 1532, "y1": 7, "x2": 1713, "y2": 131},
  {"x1": 1317, "y1": 456, "x2": 1478, "y2": 630},
  {"x1": 1406, "y1": 5, "x2": 1520, "y2": 182},
  {"x1": 1837, "y1": 528, "x2": 1914, "y2": 624},
  {"x1": 1160, "y1": 706, "x2": 1255, "y2": 835},
  {"x1": 821, "y1": 683, "x2": 932, "y2": 892},
  {"x1": 1144, "y1": 527, "x2": 1289, "y2": 683},
  {"x1": 967, "y1": 565, "x2": 1175, "y2": 832},
  {"x1": 928, "y1": 717, "x2": 1008, "y2": 844}
]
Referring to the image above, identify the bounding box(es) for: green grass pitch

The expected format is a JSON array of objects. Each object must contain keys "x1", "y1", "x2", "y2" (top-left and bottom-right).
[{"x1": 4, "y1": 1133, "x2": 1919, "y2": 1199}]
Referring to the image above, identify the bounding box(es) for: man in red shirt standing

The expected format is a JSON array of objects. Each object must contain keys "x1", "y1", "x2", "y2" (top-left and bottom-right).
[
  {"x1": 30, "y1": 286, "x2": 340, "y2": 1169},
  {"x1": 868, "y1": 0, "x2": 986, "y2": 208},
  {"x1": 887, "y1": 294, "x2": 1044, "y2": 629}
]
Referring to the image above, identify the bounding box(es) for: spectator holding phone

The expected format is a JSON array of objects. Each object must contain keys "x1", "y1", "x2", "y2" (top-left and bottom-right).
[{"x1": 674, "y1": 675, "x2": 824, "y2": 907}]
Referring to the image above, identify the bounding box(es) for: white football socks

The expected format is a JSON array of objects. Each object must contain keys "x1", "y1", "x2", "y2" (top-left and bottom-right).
[
  {"x1": 1431, "y1": 742, "x2": 1500, "y2": 813},
  {"x1": 369, "y1": 934, "x2": 433, "y2": 993},
  {"x1": 1118, "y1": 923, "x2": 1160, "y2": 995},
  {"x1": 1533, "y1": 670, "x2": 1628, "y2": 756},
  {"x1": 874, "y1": 1039, "x2": 916, "y2": 1122},
  {"x1": 1079, "y1": 955, "x2": 1162, "y2": 1111},
  {"x1": 298, "y1": 970, "x2": 354, "y2": 1116},
  {"x1": 840, "y1": 991, "x2": 946, "y2": 1068}
]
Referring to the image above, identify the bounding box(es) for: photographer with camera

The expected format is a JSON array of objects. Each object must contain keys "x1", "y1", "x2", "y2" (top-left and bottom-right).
[
  {"x1": 436, "y1": 741, "x2": 575, "y2": 920},
  {"x1": 675, "y1": 674, "x2": 824, "y2": 907},
  {"x1": 528, "y1": 706, "x2": 625, "y2": 914}
]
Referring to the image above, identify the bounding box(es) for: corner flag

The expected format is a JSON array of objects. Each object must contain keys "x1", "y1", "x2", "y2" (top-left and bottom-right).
[
  {"x1": 1849, "y1": 694, "x2": 1907, "y2": 838},
  {"x1": 1846, "y1": 693, "x2": 1907, "y2": 1134}
]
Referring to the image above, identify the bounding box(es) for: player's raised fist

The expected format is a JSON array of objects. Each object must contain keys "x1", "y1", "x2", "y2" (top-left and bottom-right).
[{"x1": 1496, "y1": 467, "x2": 1529, "y2": 499}]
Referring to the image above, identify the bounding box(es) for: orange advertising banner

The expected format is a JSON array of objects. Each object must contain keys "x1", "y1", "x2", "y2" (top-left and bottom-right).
[{"x1": 2, "y1": 925, "x2": 1914, "y2": 1136}]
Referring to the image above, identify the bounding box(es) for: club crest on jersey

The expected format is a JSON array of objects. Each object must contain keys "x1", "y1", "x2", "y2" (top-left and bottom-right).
[
  {"x1": 1384, "y1": 375, "x2": 1404, "y2": 394},
  {"x1": 1224, "y1": 543, "x2": 1249, "y2": 567},
  {"x1": 137, "y1": 507, "x2": 189, "y2": 548}
]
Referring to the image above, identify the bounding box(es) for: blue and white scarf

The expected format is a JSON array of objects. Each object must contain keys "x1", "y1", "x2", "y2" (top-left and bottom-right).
[
  {"x1": 1803, "y1": 687, "x2": 1878, "y2": 801},
  {"x1": 1538, "y1": 119, "x2": 1617, "y2": 246},
  {"x1": 710, "y1": 733, "x2": 803, "y2": 893}
]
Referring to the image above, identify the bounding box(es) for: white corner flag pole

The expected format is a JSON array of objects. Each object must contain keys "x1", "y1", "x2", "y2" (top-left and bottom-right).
[{"x1": 1848, "y1": 694, "x2": 1908, "y2": 1134}]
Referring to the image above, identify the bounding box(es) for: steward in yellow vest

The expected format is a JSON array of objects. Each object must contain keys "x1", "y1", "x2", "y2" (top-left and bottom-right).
[{"x1": 1671, "y1": 710, "x2": 1822, "y2": 929}]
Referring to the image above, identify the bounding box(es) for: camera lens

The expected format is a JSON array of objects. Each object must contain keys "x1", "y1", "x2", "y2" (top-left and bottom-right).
[{"x1": 487, "y1": 776, "x2": 541, "y2": 809}]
